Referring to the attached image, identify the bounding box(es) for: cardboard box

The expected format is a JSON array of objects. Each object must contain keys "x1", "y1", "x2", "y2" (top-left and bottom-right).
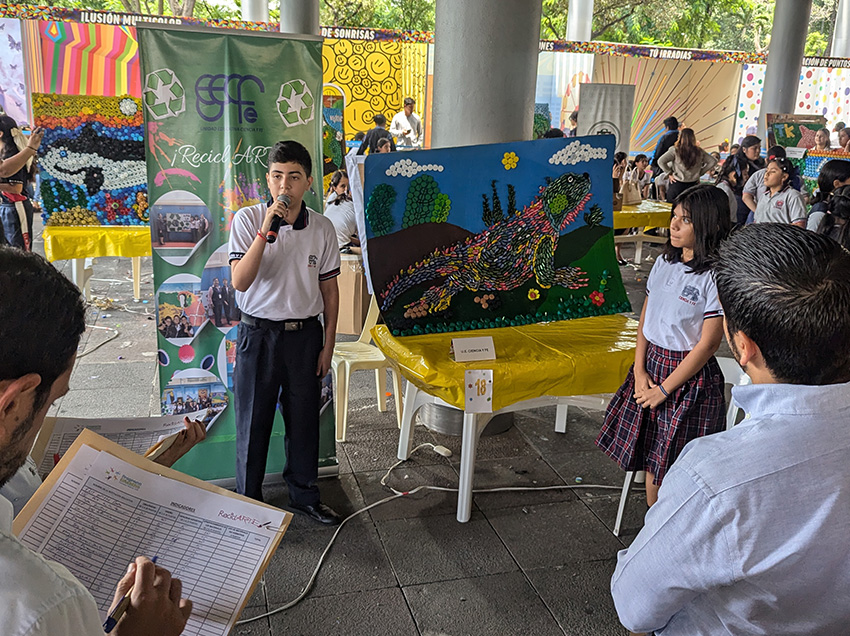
[{"x1": 336, "y1": 253, "x2": 370, "y2": 335}]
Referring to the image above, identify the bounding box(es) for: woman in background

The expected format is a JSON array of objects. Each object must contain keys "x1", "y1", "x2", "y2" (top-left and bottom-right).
[
  {"x1": 657, "y1": 128, "x2": 718, "y2": 203},
  {"x1": 0, "y1": 116, "x2": 41, "y2": 250}
]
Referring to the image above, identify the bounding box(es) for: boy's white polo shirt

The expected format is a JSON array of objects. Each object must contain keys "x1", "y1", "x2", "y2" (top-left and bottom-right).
[
  {"x1": 753, "y1": 186, "x2": 806, "y2": 225},
  {"x1": 228, "y1": 203, "x2": 340, "y2": 321}
]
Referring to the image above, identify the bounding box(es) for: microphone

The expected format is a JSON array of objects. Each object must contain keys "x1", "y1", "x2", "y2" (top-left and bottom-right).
[{"x1": 266, "y1": 194, "x2": 291, "y2": 244}]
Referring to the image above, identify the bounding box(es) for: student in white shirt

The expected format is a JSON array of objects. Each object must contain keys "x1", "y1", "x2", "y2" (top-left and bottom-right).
[
  {"x1": 753, "y1": 158, "x2": 806, "y2": 226},
  {"x1": 228, "y1": 141, "x2": 341, "y2": 525},
  {"x1": 0, "y1": 247, "x2": 191, "y2": 636},
  {"x1": 597, "y1": 185, "x2": 730, "y2": 507},
  {"x1": 611, "y1": 224, "x2": 850, "y2": 635}
]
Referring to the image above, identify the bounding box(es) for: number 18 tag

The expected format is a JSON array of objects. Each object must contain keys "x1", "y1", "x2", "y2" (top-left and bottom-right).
[{"x1": 464, "y1": 369, "x2": 493, "y2": 413}]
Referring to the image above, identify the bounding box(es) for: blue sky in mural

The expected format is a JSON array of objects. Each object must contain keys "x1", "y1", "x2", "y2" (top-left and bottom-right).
[{"x1": 362, "y1": 135, "x2": 615, "y2": 238}]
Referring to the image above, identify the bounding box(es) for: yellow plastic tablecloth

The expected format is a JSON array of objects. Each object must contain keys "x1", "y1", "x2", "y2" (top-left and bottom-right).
[
  {"x1": 614, "y1": 199, "x2": 671, "y2": 230},
  {"x1": 372, "y1": 314, "x2": 638, "y2": 412},
  {"x1": 42, "y1": 226, "x2": 152, "y2": 262}
]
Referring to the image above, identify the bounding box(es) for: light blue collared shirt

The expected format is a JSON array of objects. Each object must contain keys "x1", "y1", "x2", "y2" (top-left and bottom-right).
[{"x1": 611, "y1": 380, "x2": 850, "y2": 635}]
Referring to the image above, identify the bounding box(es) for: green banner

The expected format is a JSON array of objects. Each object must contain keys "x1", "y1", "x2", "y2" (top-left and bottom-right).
[{"x1": 138, "y1": 25, "x2": 335, "y2": 481}]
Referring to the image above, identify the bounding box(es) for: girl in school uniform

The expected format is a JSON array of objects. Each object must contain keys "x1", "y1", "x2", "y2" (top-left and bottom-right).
[{"x1": 596, "y1": 185, "x2": 731, "y2": 506}]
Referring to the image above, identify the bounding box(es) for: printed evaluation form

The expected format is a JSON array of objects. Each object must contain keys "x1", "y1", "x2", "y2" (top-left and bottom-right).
[{"x1": 15, "y1": 436, "x2": 287, "y2": 636}]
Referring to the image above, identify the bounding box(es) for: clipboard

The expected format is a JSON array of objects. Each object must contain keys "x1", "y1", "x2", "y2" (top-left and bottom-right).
[{"x1": 15, "y1": 429, "x2": 291, "y2": 630}]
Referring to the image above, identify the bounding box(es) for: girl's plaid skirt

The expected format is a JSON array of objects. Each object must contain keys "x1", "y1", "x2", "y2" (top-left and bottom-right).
[{"x1": 595, "y1": 343, "x2": 726, "y2": 483}]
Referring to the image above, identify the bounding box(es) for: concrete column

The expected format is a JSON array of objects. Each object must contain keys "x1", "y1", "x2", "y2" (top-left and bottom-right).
[
  {"x1": 242, "y1": 0, "x2": 269, "y2": 23},
  {"x1": 832, "y1": 0, "x2": 850, "y2": 57},
  {"x1": 758, "y1": 0, "x2": 812, "y2": 138},
  {"x1": 279, "y1": 0, "x2": 319, "y2": 35},
  {"x1": 566, "y1": 0, "x2": 594, "y2": 41},
  {"x1": 431, "y1": 0, "x2": 543, "y2": 147}
]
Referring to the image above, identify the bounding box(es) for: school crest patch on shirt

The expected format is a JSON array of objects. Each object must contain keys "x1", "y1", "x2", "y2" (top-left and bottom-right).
[
  {"x1": 308, "y1": 254, "x2": 318, "y2": 268},
  {"x1": 679, "y1": 284, "x2": 700, "y2": 305}
]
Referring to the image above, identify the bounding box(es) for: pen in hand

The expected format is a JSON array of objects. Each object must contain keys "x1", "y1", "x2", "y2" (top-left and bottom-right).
[{"x1": 103, "y1": 556, "x2": 158, "y2": 633}]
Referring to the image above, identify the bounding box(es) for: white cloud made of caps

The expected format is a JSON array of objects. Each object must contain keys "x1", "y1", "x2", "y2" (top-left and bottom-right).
[
  {"x1": 549, "y1": 141, "x2": 608, "y2": 166},
  {"x1": 385, "y1": 158, "x2": 445, "y2": 177}
]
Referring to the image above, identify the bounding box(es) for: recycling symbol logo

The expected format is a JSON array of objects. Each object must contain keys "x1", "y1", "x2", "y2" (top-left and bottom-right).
[
  {"x1": 277, "y1": 79, "x2": 315, "y2": 128},
  {"x1": 143, "y1": 68, "x2": 186, "y2": 120}
]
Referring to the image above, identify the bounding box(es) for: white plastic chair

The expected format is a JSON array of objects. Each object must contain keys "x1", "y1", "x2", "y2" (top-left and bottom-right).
[
  {"x1": 331, "y1": 296, "x2": 403, "y2": 442},
  {"x1": 612, "y1": 357, "x2": 751, "y2": 536}
]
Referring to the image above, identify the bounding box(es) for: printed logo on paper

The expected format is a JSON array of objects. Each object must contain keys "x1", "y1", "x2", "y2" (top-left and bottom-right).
[
  {"x1": 195, "y1": 73, "x2": 265, "y2": 124},
  {"x1": 143, "y1": 68, "x2": 186, "y2": 120},
  {"x1": 277, "y1": 79, "x2": 315, "y2": 127}
]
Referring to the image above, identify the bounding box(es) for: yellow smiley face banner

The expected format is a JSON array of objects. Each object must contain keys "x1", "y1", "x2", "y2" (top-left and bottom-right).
[{"x1": 322, "y1": 38, "x2": 404, "y2": 138}]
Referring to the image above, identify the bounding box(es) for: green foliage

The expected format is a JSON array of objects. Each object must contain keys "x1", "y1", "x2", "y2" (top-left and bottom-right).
[
  {"x1": 366, "y1": 183, "x2": 396, "y2": 236},
  {"x1": 432, "y1": 193, "x2": 451, "y2": 223},
  {"x1": 403, "y1": 174, "x2": 441, "y2": 227},
  {"x1": 806, "y1": 31, "x2": 829, "y2": 57}
]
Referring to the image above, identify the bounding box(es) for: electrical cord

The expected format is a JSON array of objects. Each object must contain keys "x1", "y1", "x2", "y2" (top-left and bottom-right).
[{"x1": 236, "y1": 442, "x2": 621, "y2": 625}]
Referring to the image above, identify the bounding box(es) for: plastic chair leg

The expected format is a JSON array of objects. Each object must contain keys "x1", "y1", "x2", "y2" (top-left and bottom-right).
[
  {"x1": 614, "y1": 471, "x2": 637, "y2": 537},
  {"x1": 375, "y1": 367, "x2": 388, "y2": 412},
  {"x1": 555, "y1": 402, "x2": 569, "y2": 433},
  {"x1": 391, "y1": 370, "x2": 404, "y2": 429},
  {"x1": 333, "y1": 363, "x2": 349, "y2": 442},
  {"x1": 397, "y1": 383, "x2": 419, "y2": 460}
]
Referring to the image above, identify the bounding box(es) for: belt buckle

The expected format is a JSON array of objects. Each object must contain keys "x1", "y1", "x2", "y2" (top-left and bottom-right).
[{"x1": 284, "y1": 321, "x2": 301, "y2": 331}]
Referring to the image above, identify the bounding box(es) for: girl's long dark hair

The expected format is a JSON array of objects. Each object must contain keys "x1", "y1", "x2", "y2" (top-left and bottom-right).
[
  {"x1": 675, "y1": 128, "x2": 701, "y2": 170},
  {"x1": 662, "y1": 184, "x2": 732, "y2": 274},
  {"x1": 811, "y1": 159, "x2": 850, "y2": 204},
  {"x1": 819, "y1": 184, "x2": 850, "y2": 249},
  {"x1": 0, "y1": 115, "x2": 20, "y2": 159}
]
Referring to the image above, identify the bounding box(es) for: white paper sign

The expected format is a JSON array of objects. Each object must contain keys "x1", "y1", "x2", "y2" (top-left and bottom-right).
[
  {"x1": 452, "y1": 336, "x2": 496, "y2": 362},
  {"x1": 465, "y1": 369, "x2": 493, "y2": 413},
  {"x1": 784, "y1": 146, "x2": 806, "y2": 159}
]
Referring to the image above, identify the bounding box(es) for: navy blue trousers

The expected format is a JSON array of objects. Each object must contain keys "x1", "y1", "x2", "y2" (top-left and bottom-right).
[{"x1": 233, "y1": 318, "x2": 323, "y2": 505}]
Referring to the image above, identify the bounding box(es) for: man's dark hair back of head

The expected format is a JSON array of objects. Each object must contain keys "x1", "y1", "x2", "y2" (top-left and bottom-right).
[
  {"x1": 353, "y1": 131, "x2": 365, "y2": 141},
  {"x1": 373, "y1": 113, "x2": 387, "y2": 126},
  {"x1": 268, "y1": 140, "x2": 312, "y2": 178},
  {"x1": 663, "y1": 116, "x2": 678, "y2": 130},
  {"x1": 403, "y1": 97, "x2": 415, "y2": 107},
  {"x1": 543, "y1": 127, "x2": 566, "y2": 138},
  {"x1": 0, "y1": 248, "x2": 86, "y2": 409},
  {"x1": 714, "y1": 224, "x2": 850, "y2": 385}
]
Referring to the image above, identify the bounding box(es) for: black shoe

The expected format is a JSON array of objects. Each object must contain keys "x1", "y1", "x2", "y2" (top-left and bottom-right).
[
  {"x1": 289, "y1": 502, "x2": 341, "y2": 525},
  {"x1": 618, "y1": 258, "x2": 628, "y2": 266}
]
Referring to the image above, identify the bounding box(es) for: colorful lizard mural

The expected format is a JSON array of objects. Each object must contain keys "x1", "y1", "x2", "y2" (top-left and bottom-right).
[{"x1": 379, "y1": 171, "x2": 599, "y2": 318}]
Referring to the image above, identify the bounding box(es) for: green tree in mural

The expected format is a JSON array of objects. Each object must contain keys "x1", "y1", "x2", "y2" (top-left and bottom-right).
[
  {"x1": 403, "y1": 174, "x2": 441, "y2": 227},
  {"x1": 366, "y1": 183, "x2": 397, "y2": 236},
  {"x1": 432, "y1": 193, "x2": 451, "y2": 223}
]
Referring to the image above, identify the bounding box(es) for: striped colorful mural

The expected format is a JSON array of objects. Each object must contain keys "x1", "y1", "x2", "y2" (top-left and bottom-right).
[{"x1": 36, "y1": 20, "x2": 141, "y2": 97}]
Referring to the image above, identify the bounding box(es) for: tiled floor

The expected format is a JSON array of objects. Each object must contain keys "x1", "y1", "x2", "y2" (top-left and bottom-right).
[{"x1": 35, "y1": 223, "x2": 688, "y2": 635}]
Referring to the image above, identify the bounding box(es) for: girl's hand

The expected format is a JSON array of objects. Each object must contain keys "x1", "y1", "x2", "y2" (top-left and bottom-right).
[
  {"x1": 633, "y1": 370, "x2": 653, "y2": 398},
  {"x1": 635, "y1": 385, "x2": 668, "y2": 410}
]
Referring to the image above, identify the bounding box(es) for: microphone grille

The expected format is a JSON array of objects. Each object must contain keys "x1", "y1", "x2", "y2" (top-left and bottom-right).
[{"x1": 277, "y1": 194, "x2": 292, "y2": 206}]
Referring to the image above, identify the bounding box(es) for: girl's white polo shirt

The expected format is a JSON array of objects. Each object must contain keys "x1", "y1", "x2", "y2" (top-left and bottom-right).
[{"x1": 642, "y1": 256, "x2": 723, "y2": 352}]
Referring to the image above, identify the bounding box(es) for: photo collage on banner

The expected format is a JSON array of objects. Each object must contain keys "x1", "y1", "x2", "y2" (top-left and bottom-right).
[{"x1": 138, "y1": 25, "x2": 332, "y2": 481}]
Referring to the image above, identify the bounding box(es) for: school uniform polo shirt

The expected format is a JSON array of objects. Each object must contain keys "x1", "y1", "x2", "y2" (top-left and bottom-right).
[
  {"x1": 228, "y1": 202, "x2": 340, "y2": 321},
  {"x1": 742, "y1": 168, "x2": 765, "y2": 203},
  {"x1": 642, "y1": 257, "x2": 723, "y2": 352},
  {"x1": 753, "y1": 186, "x2": 806, "y2": 225}
]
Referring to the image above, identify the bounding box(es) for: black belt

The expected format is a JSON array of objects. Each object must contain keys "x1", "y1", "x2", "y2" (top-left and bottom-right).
[{"x1": 241, "y1": 313, "x2": 318, "y2": 331}]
